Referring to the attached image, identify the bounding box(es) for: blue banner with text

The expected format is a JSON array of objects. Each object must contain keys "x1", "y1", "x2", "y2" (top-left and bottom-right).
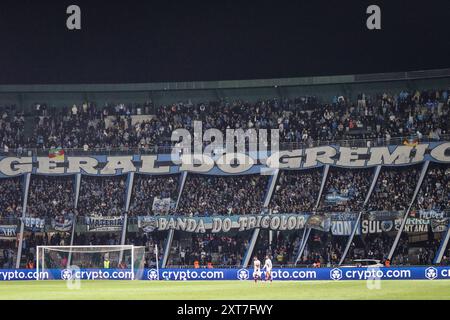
[{"x1": 1, "y1": 267, "x2": 450, "y2": 281}]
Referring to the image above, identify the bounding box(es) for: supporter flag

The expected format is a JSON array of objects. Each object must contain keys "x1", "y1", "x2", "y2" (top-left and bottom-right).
[
  {"x1": 48, "y1": 148, "x2": 65, "y2": 160},
  {"x1": 306, "y1": 214, "x2": 331, "y2": 232},
  {"x1": 403, "y1": 136, "x2": 418, "y2": 147},
  {"x1": 325, "y1": 192, "x2": 350, "y2": 204},
  {"x1": 152, "y1": 197, "x2": 172, "y2": 214},
  {"x1": 431, "y1": 218, "x2": 449, "y2": 233}
]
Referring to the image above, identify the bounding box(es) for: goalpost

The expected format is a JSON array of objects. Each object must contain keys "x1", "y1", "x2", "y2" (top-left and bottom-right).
[{"x1": 36, "y1": 245, "x2": 146, "y2": 280}]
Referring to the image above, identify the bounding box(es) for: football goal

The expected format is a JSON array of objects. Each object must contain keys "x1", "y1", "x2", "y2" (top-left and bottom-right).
[{"x1": 36, "y1": 245, "x2": 146, "y2": 280}]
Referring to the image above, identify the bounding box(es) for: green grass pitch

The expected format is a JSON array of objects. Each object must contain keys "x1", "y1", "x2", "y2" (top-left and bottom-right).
[{"x1": 1, "y1": 280, "x2": 450, "y2": 300}]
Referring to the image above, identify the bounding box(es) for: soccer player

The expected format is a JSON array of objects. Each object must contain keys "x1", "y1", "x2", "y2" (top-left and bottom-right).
[
  {"x1": 253, "y1": 256, "x2": 261, "y2": 283},
  {"x1": 263, "y1": 255, "x2": 273, "y2": 282}
]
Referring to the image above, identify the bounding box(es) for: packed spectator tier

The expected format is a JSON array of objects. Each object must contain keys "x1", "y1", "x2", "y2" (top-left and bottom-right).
[
  {"x1": 27, "y1": 176, "x2": 75, "y2": 219},
  {"x1": 129, "y1": 174, "x2": 180, "y2": 216},
  {"x1": 3, "y1": 162, "x2": 448, "y2": 219},
  {"x1": 414, "y1": 164, "x2": 450, "y2": 212},
  {"x1": 318, "y1": 167, "x2": 374, "y2": 212},
  {"x1": 269, "y1": 168, "x2": 323, "y2": 213},
  {"x1": 0, "y1": 88, "x2": 448, "y2": 151},
  {"x1": 177, "y1": 174, "x2": 269, "y2": 216},
  {"x1": 1, "y1": 162, "x2": 449, "y2": 268},
  {"x1": 0, "y1": 177, "x2": 23, "y2": 219},
  {"x1": 78, "y1": 176, "x2": 127, "y2": 217},
  {"x1": 367, "y1": 165, "x2": 422, "y2": 211}
]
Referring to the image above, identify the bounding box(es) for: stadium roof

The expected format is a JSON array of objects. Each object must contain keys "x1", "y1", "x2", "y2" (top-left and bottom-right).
[{"x1": 0, "y1": 68, "x2": 448, "y2": 94}]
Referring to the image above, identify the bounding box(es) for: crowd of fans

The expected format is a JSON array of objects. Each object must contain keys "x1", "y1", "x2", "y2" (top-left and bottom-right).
[
  {"x1": 145, "y1": 88, "x2": 450, "y2": 148},
  {"x1": 127, "y1": 232, "x2": 165, "y2": 267},
  {"x1": 169, "y1": 233, "x2": 250, "y2": 267},
  {"x1": 296, "y1": 232, "x2": 405, "y2": 266},
  {"x1": 78, "y1": 176, "x2": 127, "y2": 216},
  {"x1": 0, "y1": 177, "x2": 23, "y2": 220},
  {"x1": 296, "y1": 231, "x2": 345, "y2": 266},
  {"x1": 269, "y1": 169, "x2": 323, "y2": 213},
  {"x1": 27, "y1": 177, "x2": 75, "y2": 219},
  {"x1": 319, "y1": 168, "x2": 374, "y2": 212},
  {"x1": 367, "y1": 166, "x2": 421, "y2": 211},
  {"x1": 415, "y1": 164, "x2": 450, "y2": 211},
  {"x1": 177, "y1": 174, "x2": 268, "y2": 216},
  {"x1": 128, "y1": 174, "x2": 180, "y2": 216},
  {"x1": 345, "y1": 233, "x2": 396, "y2": 262},
  {"x1": 21, "y1": 232, "x2": 71, "y2": 267},
  {"x1": 31, "y1": 101, "x2": 158, "y2": 150},
  {"x1": 3, "y1": 164, "x2": 449, "y2": 268},
  {"x1": 1, "y1": 243, "x2": 16, "y2": 268},
  {"x1": 344, "y1": 234, "x2": 441, "y2": 265},
  {"x1": 0, "y1": 88, "x2": 449, "y2": 152},
  {"x1": 74, "y1": 232, "x2": 121, "y2": 246},
  {"x1": 253, "y1": 231, "x2": 299, "y2": 266},
  {"x1": 0, "y1": 106, "x2": 26, "y2": 151}
]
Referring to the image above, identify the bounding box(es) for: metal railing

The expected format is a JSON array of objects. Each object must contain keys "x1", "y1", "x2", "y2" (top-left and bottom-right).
[{"x1": 1, "y1": 134, "x2": 448, "y2": 157}]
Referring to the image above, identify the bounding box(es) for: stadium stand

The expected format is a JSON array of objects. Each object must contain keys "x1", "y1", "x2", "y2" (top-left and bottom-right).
[
  {"x1": 177, "y1": 174, "x2": 268, "y2": 216},
  {"x1": 0, "y1": 70, "x2": 449, "y2": 269},
  {"x1": 367, "y1": 166, "x2": 422, "y2": 211},
  {"x1": 318, "y1": 167, "x2": 373, "y2": 212},
  {"x1": 27, "y1": 176, "x2": 75, "y2": 219},
  {"x1": 0, "y1": 86, "x2": 449, "y2": 152},
  {"x1": 0, "y1": 177, "x2": 23, "y2": 219},
  {"x1": 78, "y1": 176, "x2": 127, "y2": 217},
  {"x1": 129, "y1": 174, "x2": 180, "y2": 216},
  {"x1": 269, "y1": 169, "x2": 323, "y2": 213}
]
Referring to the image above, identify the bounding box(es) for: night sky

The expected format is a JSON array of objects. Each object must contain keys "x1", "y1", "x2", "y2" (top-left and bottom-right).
[{"x1": 0, "y1": 0, "x2": 448, "y2": 84}]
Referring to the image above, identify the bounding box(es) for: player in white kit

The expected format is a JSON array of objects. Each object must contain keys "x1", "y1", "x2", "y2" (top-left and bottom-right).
[
  {"x1": 253, "y1": 256, "x2": 261, "y2": 283},
  {"x1": 263, "y1": 255, "x2": 273, "y2": 282}
]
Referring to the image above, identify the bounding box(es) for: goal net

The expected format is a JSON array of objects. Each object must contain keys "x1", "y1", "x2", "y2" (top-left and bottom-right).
[{"x1": 36, "y1": 245, "x2": 146, "y2": 280}]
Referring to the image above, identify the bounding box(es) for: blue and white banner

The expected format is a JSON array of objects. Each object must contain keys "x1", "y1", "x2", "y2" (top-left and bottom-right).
[
  {"x1": 412, "y1": 209, "x2": 450, "y2": 220},
  {"x1": 305, "y1": 215, "x2": 331, "y2": 232},
  {"x1": 137, "y1": 211, "x2": 443, "y2": 234},
  {"x1": 22, "y1": 217, "x2": 45, "y2": 232},
  {"x1": 152, "y1": 197, "x2": 174, "y2": 214},
  {"x1": 85, "y1": 216, "x2": 124, "y2": 232},
  {"x1": 138, "y1": 214, "x2": 309, "y2": 233},
  {"x1": 50, "y1": 218, "x2": 74, "y2": 232},
  {"x1": 1, "y1": 266, "x2": 450, "y2": 281},
  {"x1": 149, "y1": 266, "x2": 450, "y2": 281},
  {"x1": 361, "y1": 217, "x2": 430, "y2": 234},
  {"x1": 330, "y1": 212, "x2": 359, "y2": 221},
  {"x1": 430, "y1": 218, "x2": 449, "y2": 233},
  {"x1": 331, "y1": 220, "x2": 360, "y2": 236},
  {"x1": 0, "y1": 225, "x2": 17, "y2": 239},
  {"x1": 0, "y1": 269, "x2": 135, "y2": 281},
  {"x1": 325, "y1": 193, "x2": 351, "y2": 205},
  {"x1": 0, "y1": 142, "x2": 449, "y2": 178},
  {"x1": 366, "y1": 211, "x2": 404, "y2": 221}
]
